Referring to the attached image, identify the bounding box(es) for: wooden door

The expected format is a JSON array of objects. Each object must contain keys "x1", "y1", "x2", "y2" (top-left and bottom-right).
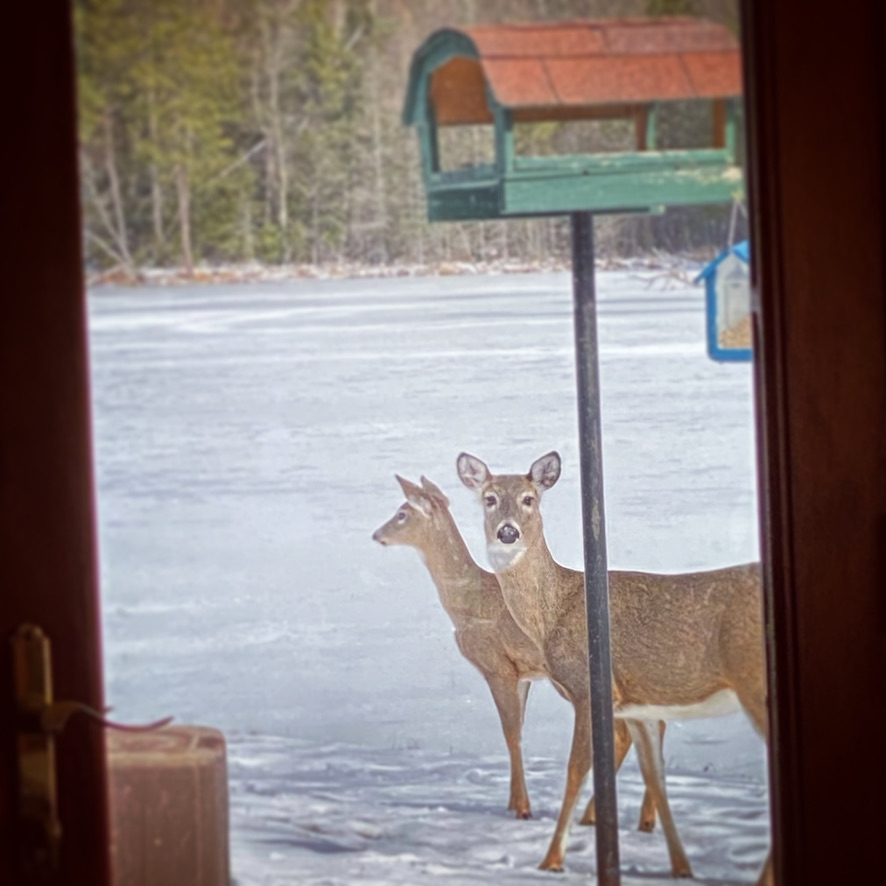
[
  {"x1": 0, "y1": 2, "x2": 111, "y2": 884},
  {"x1": 743, "y1": 0, "x2": 886, "y2": 882}
]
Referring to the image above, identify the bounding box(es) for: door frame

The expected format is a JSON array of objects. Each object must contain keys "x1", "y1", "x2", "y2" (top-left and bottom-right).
[
  {"x1": 742, "y1": 0, "x2": 886, "y2": 882},
  {"x1": 0, "y1": 2, "x2": 110, "y2": 884}
]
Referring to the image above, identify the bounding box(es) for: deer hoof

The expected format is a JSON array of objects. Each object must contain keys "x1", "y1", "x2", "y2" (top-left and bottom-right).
[{"x1": 538, "y1": 858, "x2": 564, "y2": 873}]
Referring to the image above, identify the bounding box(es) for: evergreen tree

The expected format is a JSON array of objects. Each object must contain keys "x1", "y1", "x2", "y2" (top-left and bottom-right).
[{"x1": 74, "y1": 0, "x2": 741, "y2": 274}]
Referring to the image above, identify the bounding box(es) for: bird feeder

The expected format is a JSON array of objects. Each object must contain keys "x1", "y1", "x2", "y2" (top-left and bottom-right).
[
  {"x1": 402, "y1": 17, "x2": 743, "y2": 221},
  {"x1": 403, "y1": 18, "x2": 743, "y2": 886},
  {"x1": 695, "y1": 240, "x2": 752, "y2": 362}
]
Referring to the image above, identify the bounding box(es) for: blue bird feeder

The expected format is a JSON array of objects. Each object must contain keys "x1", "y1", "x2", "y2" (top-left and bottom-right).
[{"x1": 695, "y1": 239, "x2": 752, "y2": 362}]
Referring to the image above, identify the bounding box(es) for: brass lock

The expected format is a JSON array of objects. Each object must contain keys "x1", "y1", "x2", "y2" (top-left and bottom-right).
[
  {"x1": 10, "y1": 624, "x2": 174, "y2": 880},
  {"x1": 11, "y1": 624, "x2": 63, "y2": 879}
]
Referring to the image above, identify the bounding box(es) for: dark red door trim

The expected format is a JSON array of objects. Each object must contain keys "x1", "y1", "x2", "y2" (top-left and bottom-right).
[
  {"x1": 0, "y1": 2, "x2": 110, "y2": 883},
  {"x1": 742, "y1": 1, "x2": 886, "y2": 882}
]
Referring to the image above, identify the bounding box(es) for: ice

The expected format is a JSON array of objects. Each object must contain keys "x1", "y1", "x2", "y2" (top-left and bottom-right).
[{"x1": 88, "y1": 270, "x2": 767, "y2": 883}]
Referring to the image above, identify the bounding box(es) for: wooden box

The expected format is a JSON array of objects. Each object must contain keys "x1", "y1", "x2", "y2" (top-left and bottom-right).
[{"x1": 107, "y1": 726, "x2": 229, "y2": 886}]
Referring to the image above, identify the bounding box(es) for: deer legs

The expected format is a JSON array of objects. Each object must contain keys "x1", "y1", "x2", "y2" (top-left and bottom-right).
[
  {"x1": 539, "y1": 700, "x2": 592, "y2": 871},
  {"x1": 580, "y1": 719, "x2": 661, "y2": 832},
  {"x1": 626, "y1": 718, "x2": 693, "y2": 878},
  {"x1": 486, "y1": 674, "x2": 532, "y2": 819}
]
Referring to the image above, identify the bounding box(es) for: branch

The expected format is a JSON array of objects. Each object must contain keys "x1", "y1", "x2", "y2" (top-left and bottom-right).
[
  {"x1": 203, "y1": 139, "x2": 268, "y2": 188},
  {"x1": 80, "y1": 148, "x2": 133, "y2": 267},
  {"x1": 85, "y1": 229, "x2": 130, "y2": 269},
  {"x1": 344, "y1": 24, "x2": 366, "y2": 53}
]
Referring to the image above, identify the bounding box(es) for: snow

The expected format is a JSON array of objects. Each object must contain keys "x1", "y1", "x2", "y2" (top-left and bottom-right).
[
  {"x1": 227, "y1": 735, "x2": 769, "y2": 886},
  {"x1": 88, "y1": 269, "x2": 768, "y2": 884}
]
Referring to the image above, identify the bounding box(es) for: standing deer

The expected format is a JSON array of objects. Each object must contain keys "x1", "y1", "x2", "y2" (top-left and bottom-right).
[
  {"x1": 457, "y1": 451, "x2": 770, "y2": 885},
  {"x1": 372, "y1": 474, "x2": 656, "y2": 828}
]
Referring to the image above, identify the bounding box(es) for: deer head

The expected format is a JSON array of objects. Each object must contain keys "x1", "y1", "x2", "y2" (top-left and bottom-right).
[
  {"x1": 456, "y1": 451, "x2": 561, "y2": 571},
  {"x1": 372, "y1": 475, "x2": 450, "y2": 548}
]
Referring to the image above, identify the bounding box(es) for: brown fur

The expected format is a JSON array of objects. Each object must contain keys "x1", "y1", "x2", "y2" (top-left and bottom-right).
[
  {"x1": 373, "y1": 474, "x2": 656, "y2": 828},
  {"x1": 457, "y1": 451, "x2": 771, "y2": 885}
]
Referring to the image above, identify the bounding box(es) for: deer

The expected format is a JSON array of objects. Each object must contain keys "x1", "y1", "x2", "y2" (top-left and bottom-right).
[
  {"x1": 372, "y1": 473, "x2": 657, "y2": 829},
  {"x1": 457, "y1": 451, "x2": 771, "y2": 886}
]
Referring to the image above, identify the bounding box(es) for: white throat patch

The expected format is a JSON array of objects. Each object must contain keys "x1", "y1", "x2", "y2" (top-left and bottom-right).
[{"x1": 487, "y1": 542, "x2": 527, "y2": 572}]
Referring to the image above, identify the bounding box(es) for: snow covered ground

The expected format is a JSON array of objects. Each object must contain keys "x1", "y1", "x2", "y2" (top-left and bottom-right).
[{"x1": 88, "y1": 269, "x2": 768, "y2": 884}]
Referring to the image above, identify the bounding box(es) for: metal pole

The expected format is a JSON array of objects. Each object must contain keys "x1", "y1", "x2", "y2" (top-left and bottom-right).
[{"x1": 570, "y1": 211, "x2": 620, "y2": 886}]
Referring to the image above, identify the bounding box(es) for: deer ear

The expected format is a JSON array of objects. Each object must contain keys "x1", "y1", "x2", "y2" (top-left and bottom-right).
[
  {"x1": 420, "y1": 475, "x2": 449, "y2": 508},
  {"x1": 456, "y1": 453, "x2": 490, "y2": 490},
  {"x1": 529, "y1": 451, "x2": 561, "y2": 490},
  {"x1": 395, "y1": 475, "x2": 430, "y2": 515}
]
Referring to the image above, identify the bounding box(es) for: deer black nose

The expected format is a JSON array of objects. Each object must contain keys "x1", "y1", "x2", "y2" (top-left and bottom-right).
[{"x1": 497, "y1": 523, "x2": 520, "y2": 545}]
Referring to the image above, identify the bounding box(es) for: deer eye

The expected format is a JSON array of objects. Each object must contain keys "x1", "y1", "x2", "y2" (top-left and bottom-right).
[
  {"x1": 522, "y1": 496, "x2": 534, "y2": 507},
  {"x1": 484, "y1": 495, "x2": 497, "y2": 509},
  {"x1": 397, "y1": 511, "x2": 408, "y2": 522}
]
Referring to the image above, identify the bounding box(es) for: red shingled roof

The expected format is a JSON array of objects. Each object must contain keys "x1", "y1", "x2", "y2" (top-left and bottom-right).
[{"x1": 430, "y1": 18, "x2": 741, "y2": 125}]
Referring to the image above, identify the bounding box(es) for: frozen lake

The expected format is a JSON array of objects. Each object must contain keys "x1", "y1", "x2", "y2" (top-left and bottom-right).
[{"x1": 88, "y1": 270, "x2": 767, "y2": 884}]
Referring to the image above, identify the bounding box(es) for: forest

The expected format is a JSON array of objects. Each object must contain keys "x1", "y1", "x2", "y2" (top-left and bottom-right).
[{"x1": 75, "y1": 0, "x2": 742, "y2": 276}]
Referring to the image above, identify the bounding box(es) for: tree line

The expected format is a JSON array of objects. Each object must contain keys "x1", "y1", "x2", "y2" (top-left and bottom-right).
[{"x1": 75, "y1": 0, "x2": 742, "y2": 276}]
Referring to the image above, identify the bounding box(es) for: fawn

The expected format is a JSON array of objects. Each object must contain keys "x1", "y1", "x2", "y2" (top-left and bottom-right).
[
  {"x1": 373, "y1": 473, "x2": 656, "y2": 828},
  {"x1": 457, "y1": 451, "x2": 770, "y2": 885}
]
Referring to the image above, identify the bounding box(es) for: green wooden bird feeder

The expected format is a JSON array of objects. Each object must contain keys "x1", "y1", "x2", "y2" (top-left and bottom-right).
[{"x1": 403, "y1": 17, "x2": 743, "y2": 221}]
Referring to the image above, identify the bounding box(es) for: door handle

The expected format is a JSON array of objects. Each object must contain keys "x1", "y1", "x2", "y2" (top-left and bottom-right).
[
  {"x1": 10, "y1": 624, "x2": 173, "y2": 880},
  {"x1": 11, "y1": 623, "x2": 62, "y2": 879}
]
